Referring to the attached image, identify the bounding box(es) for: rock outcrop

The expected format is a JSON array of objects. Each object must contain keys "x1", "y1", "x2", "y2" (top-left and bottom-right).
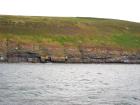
[{"x1": 0, "y1": 40, "x2": 140, "y2": 63}]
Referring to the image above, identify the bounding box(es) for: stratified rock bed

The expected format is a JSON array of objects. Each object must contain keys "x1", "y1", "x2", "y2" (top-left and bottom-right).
[{"x1": 0, "y1": 40, "x2": 140, "y2": 63}]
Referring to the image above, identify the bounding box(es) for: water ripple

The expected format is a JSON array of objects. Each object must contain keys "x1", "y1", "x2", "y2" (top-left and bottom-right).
[{"x1": 0, "y1": 64, "x2": 139, "y2": 105}]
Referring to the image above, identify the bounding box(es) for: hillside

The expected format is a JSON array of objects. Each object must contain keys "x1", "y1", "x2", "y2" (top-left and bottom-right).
[{"x1": 0, "y1": 15, "x2": 140, "y2": 63}]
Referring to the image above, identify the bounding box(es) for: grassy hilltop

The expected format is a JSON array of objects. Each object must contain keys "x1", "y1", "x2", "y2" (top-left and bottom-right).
[
  {"x1": 0, "y1": 15, "x2": 140, "y2": 50},
  {"x1": 0, "y1": 15, "x2": 140, "y2": 63}
]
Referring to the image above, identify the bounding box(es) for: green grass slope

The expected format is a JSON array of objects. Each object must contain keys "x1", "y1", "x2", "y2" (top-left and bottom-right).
[{"x1": 0, "y1": 15, "x2": 140, "y2": 52}]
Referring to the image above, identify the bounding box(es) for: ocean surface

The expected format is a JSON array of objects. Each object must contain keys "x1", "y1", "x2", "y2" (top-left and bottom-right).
[{"x1": 0, "y1": 64, "x2": 140, "y2": 105}]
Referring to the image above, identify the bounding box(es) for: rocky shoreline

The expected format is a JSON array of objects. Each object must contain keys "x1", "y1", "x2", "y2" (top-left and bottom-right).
[{"x1": 0, "y1": 40, "x2": 140, "y2": 64}]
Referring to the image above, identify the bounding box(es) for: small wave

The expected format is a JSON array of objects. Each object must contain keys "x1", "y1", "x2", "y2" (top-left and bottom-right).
[
  {"x1": 79, "y1": 79, "x2": 90, "y2": 81},
  {"x1": 97, "y1": 72, "x2": 102, "y2": 75},
  {"x1": 132, "y1": 97, "x2": 140, "y2": 101}
]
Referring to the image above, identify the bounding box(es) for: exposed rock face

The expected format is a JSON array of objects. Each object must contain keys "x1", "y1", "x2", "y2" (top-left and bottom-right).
[{"x1": 0, "y1": 40, "x2": 140, "y2": 63}]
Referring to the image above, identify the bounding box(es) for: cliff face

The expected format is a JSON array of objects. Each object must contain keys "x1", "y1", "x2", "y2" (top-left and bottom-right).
[
  {"x1": 0, "y1": 15, "x2": 140, "y2": 63},
  {"x1": 0, "y1": 39, "x2": 140, "y2": 63}
]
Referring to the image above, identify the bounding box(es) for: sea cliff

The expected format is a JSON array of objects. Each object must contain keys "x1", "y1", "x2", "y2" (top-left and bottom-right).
[{"x1": 0, "y1": 15, "x2": 140, "y2": 63}]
